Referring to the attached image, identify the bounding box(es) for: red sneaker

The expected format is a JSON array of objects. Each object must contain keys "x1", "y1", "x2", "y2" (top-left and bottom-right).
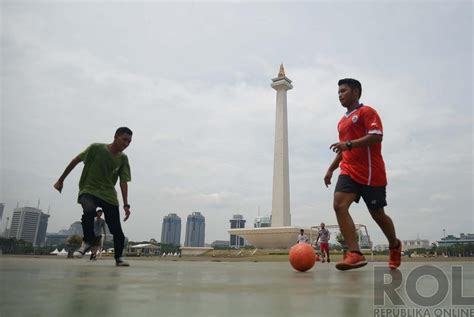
[
  {"x1": 389, "y1": 239, "x2": 402, "y2": 270},
  {"x1": 335, "y1": 252, "x2": 367, "y2": 271}
]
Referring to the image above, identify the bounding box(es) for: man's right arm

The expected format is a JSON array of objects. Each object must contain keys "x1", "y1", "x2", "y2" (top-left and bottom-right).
[
  {"x1": 54, "y1": 155, "x2": 82, "y2": 193},
  {"x1": 324, "y1": 153, "x2": 342, "y2": 187}
]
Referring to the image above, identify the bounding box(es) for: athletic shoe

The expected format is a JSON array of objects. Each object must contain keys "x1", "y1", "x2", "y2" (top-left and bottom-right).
[
  {"x1": 73, "y1": 241, "x2": 91, "y2": 258},
  {"x1": 335, "y1": 252, "x2": 368, "y2": 271},
  {"x1": 115, "y1": 258, "x2": 130, "y2": 267},
  {"x1": 327, "y1": 258, "x2": 330, "y2": 263},
  {"x1": 322, "y1": 258, "x2": 325, "y2": 263},
  {"x1": 389, "y1": 239, "x2": 402, "y2": 270}
]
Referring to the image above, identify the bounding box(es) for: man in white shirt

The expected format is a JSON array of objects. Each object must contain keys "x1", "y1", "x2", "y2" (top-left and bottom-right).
[
  {"x1": 315, "y1": 223, "x2": 331, "y2": 263},
  {"x1": 296, "y1": 229, "x2": 309, "y2": 244}
]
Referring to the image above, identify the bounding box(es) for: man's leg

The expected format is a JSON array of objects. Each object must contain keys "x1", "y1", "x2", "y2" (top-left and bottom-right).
[
  {"x1": 334, "y1": 191, "x2": 368, "y2": 270},
  {"x1": 101, "y1": 201, "x2": 127, "y2": 265},
  {"x1": 369, "y1": 208, "x2": 401, "y2": 269},
  {"x1": 90, "y1": 246, "x2": 96, "y2": 260},
  {"x1": 78, "y1": 194, "x2": 97, "y2": 243},
  {"x1": 74, "y1": 194, "x2": 97, "y2": 257},
  {"x1": 325, "y1": 246, "x2": 331, "y2": 263},
  {"x1": 333, "y1": 192, "x2": 359, "y2": 251},
  {"x1": 368, "y1": 208, "x2": 398, "y2": 248}
]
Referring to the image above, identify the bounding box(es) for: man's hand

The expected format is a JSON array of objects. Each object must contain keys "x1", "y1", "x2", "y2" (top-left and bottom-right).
[
  {"x1": 324, "y1": 170, "x2": 333, "y2": 188},
  {"x1": 54, "y1": 180, "x2": 64, "y2": 193},
  {"x1": 329, "y1": 142, "x2": 349, "y2": 154},
  {"x1": 123, "y1": 205, "x2": 131, "y2": 222}
]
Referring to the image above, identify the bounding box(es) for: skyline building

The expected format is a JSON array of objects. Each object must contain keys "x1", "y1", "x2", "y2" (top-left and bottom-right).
[
  {"x1": 184, "y1": 212, "x2": 205, "y2": 247},
  {"x1": 229, "y1": 214, "x2": 246, "y2": 248},
  {"x1": 161, "y1": 213, "x2": 181, "y2": 246},
  {"x1": 254, "y1": 215, "x2": 271, "y2": 228},
  {"x1": 9, "y1": 206, "x2": 50, "y2": 246},
  {"x1": 438, "y1": 233, "x2": 474, "y2": 247},
  {"x1": 0, "y1": 203, "x2": 4, "y2": 222},
  {"x1": 402, "y1": 238, "x2": 430, "y2": 251}
]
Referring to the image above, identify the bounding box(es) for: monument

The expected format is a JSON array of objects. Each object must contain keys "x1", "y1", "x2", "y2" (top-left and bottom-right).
[
  {"x1": 270, "y1": 64, "x2": 292, "y2": 227},
  {"x1": 228, "y1": 65, "x2": 308, "y2": 249}
]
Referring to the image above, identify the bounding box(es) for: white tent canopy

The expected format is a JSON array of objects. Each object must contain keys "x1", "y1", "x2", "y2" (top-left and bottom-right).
[
  {"x1": 50, "y1": 248, "x2": 59, "y2": 255},
  {"x1": 57, "y1": 248, "x2": 68, "y2": 256}
]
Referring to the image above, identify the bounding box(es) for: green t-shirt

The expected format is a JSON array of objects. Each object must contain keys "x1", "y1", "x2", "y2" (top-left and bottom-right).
[{"x1": 77, "y1": 143, "x2": 131, "y2": 206}]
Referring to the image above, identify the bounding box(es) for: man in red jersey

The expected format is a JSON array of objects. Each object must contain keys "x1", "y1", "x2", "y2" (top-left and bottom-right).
[{"x1": 324, "y1": 78, "x2": 401, "y2": 271}]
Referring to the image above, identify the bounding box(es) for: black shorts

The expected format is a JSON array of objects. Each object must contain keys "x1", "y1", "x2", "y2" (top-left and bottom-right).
[{"x1": 335, "y1": 174, "x2": 387, "y2": 209}]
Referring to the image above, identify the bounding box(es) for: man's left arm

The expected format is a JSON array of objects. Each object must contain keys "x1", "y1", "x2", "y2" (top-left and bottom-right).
[
  {"x1": 120, "y1": 182, "x2": 131, "y2": 222},
  {"x1": 101, "y1": 221, "x2": 107, "y2": 237},
  {"x1": 119, "y1": 155, "x2": 132, "y2": 222}
]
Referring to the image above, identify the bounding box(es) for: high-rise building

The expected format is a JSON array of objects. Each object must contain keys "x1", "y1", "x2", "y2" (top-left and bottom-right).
[
  {"x1": 402, "y1": 239, "x2": 430, "y2": 251},
  {"x1": 229, "y1": 214, "x2": 246, "y2": 248},
  {"x1": 36, "y1": 212, "x2": 50, "y2": 247},
  {"x1": 0, "y1": 203, "x2": 4, "y2": 222},
  {"x1": 9, "y1": 207, "x2": 50, "y2": 246},
  {"x1": 161, "y1": 213, "x2": 181, "y2": 246},
  {"x1": 254, "y1": 215, "x2": 271, "y2": 228},
  {"x1": 184, "y1": 212, "x2": 205, "y2": 247}
]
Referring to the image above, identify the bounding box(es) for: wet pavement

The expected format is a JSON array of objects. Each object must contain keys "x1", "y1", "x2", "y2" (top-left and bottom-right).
[{"x1": 1, "y1": 257, "x2": 473, "y2": 317}]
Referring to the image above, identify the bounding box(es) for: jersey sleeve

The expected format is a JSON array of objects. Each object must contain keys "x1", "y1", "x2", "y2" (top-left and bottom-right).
[
  {"x1": 363, "y1": 107, "x2": 383, "y2": 135},
  {"x1": 119, "y1": 155, "x2": 132, "y2": 182},
  {"x1": 78, "y1": 144, "x2": 95, "y2": 163}
]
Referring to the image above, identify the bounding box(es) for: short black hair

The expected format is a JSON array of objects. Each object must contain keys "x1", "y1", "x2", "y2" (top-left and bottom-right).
[
  {"x1": 115, "y1": 127, "x2": 133, "y2": 136},
  {"x1": 338, "y1": 78, "x2": 362, "y2": 98}
]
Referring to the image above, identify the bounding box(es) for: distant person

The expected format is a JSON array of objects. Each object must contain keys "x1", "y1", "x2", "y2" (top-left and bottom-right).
[
  {"x1": 324, "y1": 79, "x2": 401, "y2": 271},
  {"x1": 54, "y1": 127, "x2": 133, "y2": 267},
  {"x1": 296, "y1": 229, "x2": 309, "y2": 244},
  {"x1": 315, "y1": 222, "x2": 331, "y2": 263},
  {"x1": 90, "y1": 207, "x2": 107, "y2": 261}
]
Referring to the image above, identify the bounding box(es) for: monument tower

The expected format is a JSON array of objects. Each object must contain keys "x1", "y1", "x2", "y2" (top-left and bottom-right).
[
  {"x1": 271, "y1": 64, "x2": 293, "y2": 227},
  {"x1": 228, "y1": 64, "x2": 303, "y2": 249}
]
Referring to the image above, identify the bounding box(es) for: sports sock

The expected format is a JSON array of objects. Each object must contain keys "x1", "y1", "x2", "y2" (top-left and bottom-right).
[{"x1": 389, "y1": 240, "x2": 400, "y2": 249}]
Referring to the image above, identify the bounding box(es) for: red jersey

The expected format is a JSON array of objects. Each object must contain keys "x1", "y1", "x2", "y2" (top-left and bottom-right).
[{"x1": 337, "y1": 104, "x2": 387, "y2": 186}]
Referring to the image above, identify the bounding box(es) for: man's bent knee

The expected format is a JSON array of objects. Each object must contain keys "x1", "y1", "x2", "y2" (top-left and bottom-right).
[
  {"x1": 79, "y1": 196, "x2": 97, "y2": 215},
  {"x1": 333, "y1": 192, "x2": 356, "y2": 214},
  {"x1": 369, "y1": 208, "x2": 386, "y2": 220}
]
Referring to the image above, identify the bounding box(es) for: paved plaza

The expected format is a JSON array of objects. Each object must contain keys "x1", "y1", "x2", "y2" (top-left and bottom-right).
[{"x1": 1, "y1": 257, "x2": 473, "y2": 317}]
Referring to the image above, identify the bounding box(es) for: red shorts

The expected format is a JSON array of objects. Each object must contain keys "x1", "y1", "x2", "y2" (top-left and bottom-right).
[{"x1": 319, "y1": 242, "x2": 330, "y2": 253}]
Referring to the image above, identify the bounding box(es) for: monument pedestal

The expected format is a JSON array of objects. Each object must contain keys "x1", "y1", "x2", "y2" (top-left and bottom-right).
[{"x1": 228, "y1": 227, "x2": 306, "y2": 249}]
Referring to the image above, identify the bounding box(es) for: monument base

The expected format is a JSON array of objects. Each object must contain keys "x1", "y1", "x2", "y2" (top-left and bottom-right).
[
  {"x1": 180, "y1": 247, "x2": 213, "y2": 256},
  {"x1": 228, "y1": 226, "x2": 313, "y2": 249}
]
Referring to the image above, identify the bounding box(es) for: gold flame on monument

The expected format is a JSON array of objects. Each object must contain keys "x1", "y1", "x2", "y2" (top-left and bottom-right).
[{"x1": 278, "y1": 63, "x2": 285, "y2": 78}]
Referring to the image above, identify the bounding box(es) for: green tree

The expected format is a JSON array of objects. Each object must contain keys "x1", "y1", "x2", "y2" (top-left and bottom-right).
[{"x1": 66, "y1": 235, "x2": 82, "y2": 252}]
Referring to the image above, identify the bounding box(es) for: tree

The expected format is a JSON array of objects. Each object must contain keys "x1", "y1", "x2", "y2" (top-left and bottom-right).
[{"x1": 66, "y1": 235, "x2": 82, "y2": 251}]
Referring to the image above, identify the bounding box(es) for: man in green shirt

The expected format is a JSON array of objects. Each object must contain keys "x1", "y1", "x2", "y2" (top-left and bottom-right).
[{"x1": 54, "y1": 127, "x2": 133, "y2": 266}]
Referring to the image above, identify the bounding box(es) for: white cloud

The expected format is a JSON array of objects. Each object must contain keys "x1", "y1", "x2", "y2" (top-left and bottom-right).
[{"x1": 1, "y1": 2, "x2": 472, "y2": 246}]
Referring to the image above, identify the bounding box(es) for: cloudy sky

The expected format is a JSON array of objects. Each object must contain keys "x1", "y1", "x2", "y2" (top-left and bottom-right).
[{"x1": 1, "y1": 1, "x2": 472, "y2": 245}]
